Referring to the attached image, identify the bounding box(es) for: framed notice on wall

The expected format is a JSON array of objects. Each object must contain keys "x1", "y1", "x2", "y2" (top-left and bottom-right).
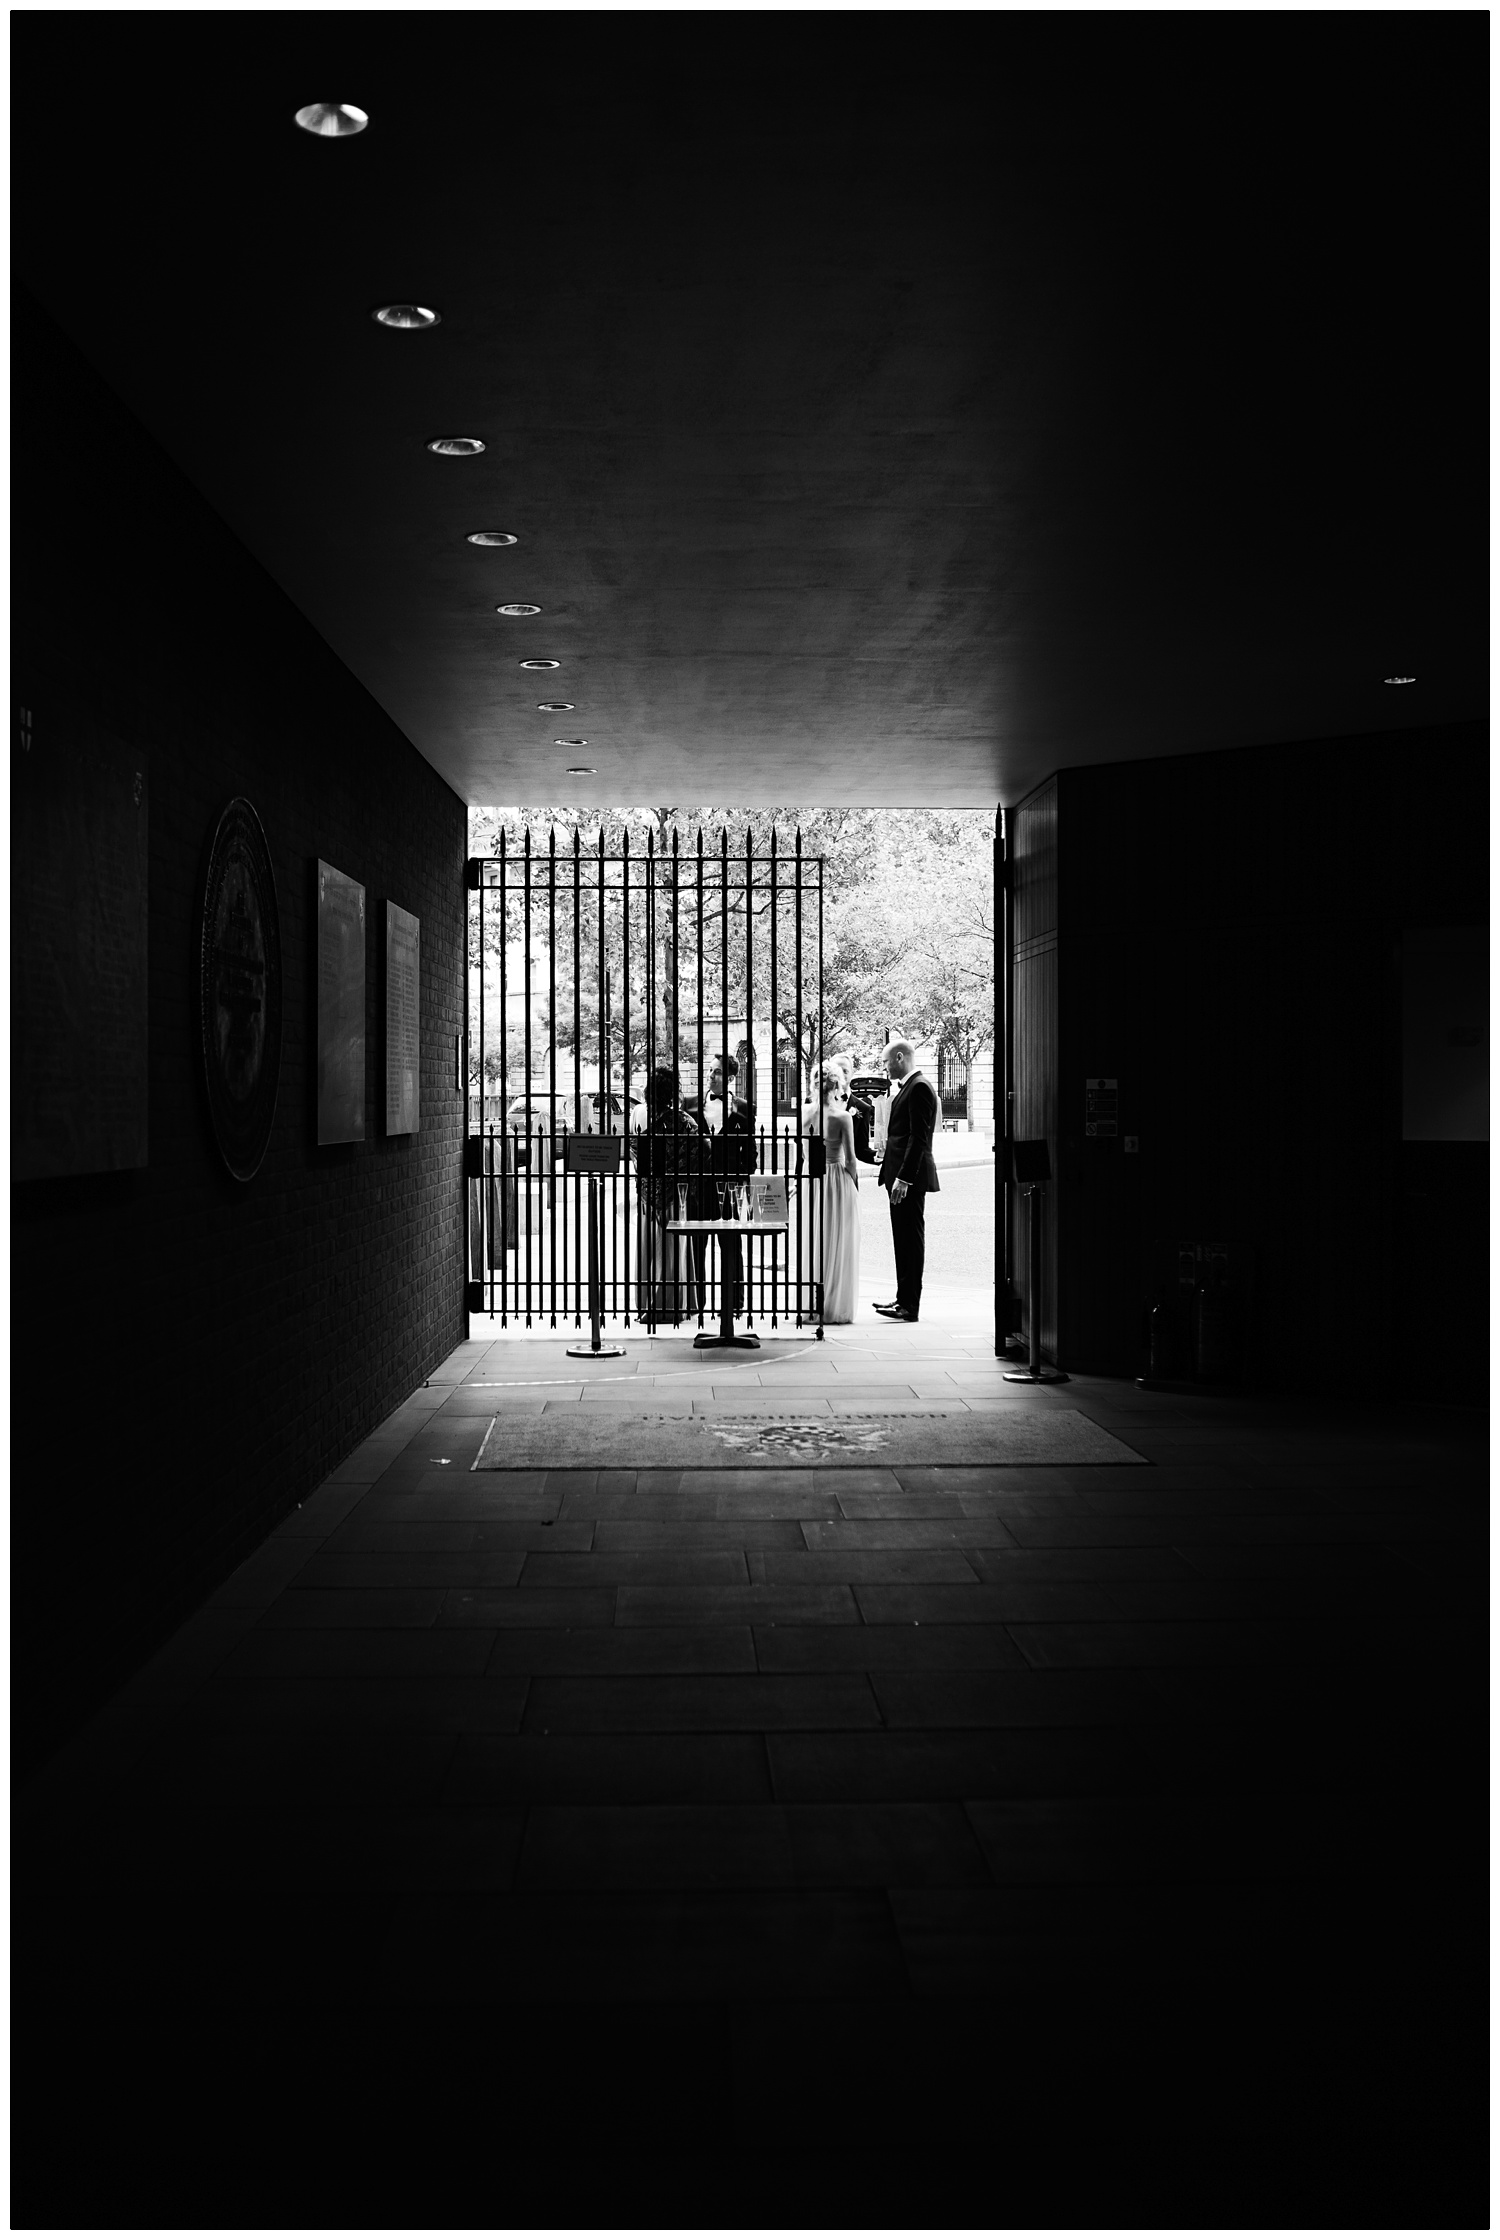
[
  {"x1": 385, "y1": 901, "x2": 420, "y2": 1135},
  {"x1": 14, "y1": 699, "x2": 150, "y2": 1179},
  {"x1": 200, "y1": 798, "x2": 283, "y2": 1182},
  {"x1": 317, "y1": 860, "x2": 365, "y2": 1144}
]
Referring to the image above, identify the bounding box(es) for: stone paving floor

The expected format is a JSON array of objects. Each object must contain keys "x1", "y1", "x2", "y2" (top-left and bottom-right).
[{"x1": 13, "y1": 1299, "x2": 1487, "y2": 2227}]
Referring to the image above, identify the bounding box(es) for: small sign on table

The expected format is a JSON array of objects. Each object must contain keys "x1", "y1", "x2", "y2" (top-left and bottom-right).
[{"x1": 747, "y1": 1174, "x2": 788, "y2": 1224}]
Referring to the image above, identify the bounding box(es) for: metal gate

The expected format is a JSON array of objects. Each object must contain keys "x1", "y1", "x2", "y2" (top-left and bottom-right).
[{"x1": 464, "y1": 825, "x2": 826, "y2": 1335}]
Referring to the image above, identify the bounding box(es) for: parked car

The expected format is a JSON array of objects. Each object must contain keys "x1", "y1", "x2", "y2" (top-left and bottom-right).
[{"x1": 506, "y1": 1089, "x2": 644, "y2": 1146}]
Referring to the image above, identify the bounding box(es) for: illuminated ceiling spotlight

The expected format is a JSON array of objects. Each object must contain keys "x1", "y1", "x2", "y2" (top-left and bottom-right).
[
  {"x1": 294, "y1": 103, "x2": 368, "y2": 137},
  {"x1": 565, "y1": 766, "x2": 596, "y2": 776},
  {"x1": 1384, "y1": 675, "x2": 1417, "y2": 684},
  {"x1": 426, "y1": 436, "x2": 485, "y2": 456},
  {"x1": 496, "y1": 603, "x2": 541, "y2": 616},
  {"x1": 519, "y1": 658, "x2": 560, "y2": 670},
  {"x1": 467, "y1": 531, "x2": 517, "y2": 546},
  {"x1": 372, "y1": 304, "x2": 439, "y2": 329},
  {"x1": 554, "y1": 738, "x2": 589, "y2": 749},
  {"x1": 536, "y1": 702, "x2": 574, "y2": 712}
]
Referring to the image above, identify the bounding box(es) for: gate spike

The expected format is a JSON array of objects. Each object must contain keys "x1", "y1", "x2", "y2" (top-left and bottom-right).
[{"x1": 574, "y1": 826, "x2": 581, "y2": 858}]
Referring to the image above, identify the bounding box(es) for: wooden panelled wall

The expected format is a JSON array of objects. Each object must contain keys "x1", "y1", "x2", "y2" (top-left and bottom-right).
[{"x1": 1008, "y1": 722, "x2": 1487, "y2": 1386}]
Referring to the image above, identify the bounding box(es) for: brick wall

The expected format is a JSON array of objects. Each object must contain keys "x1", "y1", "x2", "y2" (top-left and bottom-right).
[{"x1": 13, "y1": 293, "x2": 468, "y2": 1775}]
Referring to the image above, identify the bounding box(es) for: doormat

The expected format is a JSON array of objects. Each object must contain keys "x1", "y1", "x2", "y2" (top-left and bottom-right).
[{"x1": 472, "y1": 1408, "x2": 1146, "y2": 1469}]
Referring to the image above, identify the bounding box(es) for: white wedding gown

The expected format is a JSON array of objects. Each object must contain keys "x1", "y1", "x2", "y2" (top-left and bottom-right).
[{"x1": 819, "y1": 1109, "x2": 861, "y2": 1323}]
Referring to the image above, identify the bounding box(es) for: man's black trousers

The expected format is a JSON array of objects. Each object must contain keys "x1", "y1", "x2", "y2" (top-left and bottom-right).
[{"x1": 889, "y1": 1185, "x2": 927, "y2": 1317}]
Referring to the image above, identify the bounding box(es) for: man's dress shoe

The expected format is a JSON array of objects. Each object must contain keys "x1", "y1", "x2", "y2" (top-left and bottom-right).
[
  {"x1": 873, "y1": 1301, "x2": 905, "y2": 1318},
  {"x1": 873, "y1": 1299, "x2": 899, "y2": 1314}
]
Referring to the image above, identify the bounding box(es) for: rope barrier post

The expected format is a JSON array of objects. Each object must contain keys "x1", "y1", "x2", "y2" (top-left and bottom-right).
[
  {"x1": 565, "y1": 1135, "x2": 625, "y2": 1359},
  {"x1": 1002, "y1": 1139, "x2": 1069, "y2": 1386}
]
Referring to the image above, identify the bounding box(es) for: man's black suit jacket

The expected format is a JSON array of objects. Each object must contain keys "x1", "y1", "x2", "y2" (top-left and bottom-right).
[{"x1": 878, "y1": 1071, "x2": 941, "y2": 1192}]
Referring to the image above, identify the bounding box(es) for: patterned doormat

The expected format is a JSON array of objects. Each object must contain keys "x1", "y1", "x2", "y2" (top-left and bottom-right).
[{"x1": 472, "y1": 1407, "x2": 1146, "y2": 1469}]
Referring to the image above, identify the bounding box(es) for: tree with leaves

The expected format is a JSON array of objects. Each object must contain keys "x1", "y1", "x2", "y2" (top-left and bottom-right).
[{"x1": 465, "y1": 803, "x2": 994, "y2": 1103}]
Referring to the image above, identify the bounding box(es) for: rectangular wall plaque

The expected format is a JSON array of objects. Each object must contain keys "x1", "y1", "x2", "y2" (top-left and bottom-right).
[
  {"x1": 385, "y1": 901, "x2": 420, "y2": 1135},
  {"x1": 1085, "y1": 1077, "x2": 1118, "y2": 1136},
  {"x1": 317, "y1": 859, "x2": 365, "y2": 1144},
  {"x1": 14, "y1": 701, "x2": 148, "y2": 1180}
]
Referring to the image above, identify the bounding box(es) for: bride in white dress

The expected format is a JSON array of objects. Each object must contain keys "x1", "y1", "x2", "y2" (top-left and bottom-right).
[{"x1": 815, "y1": 1061, "x2": 861, "y2": 1323}]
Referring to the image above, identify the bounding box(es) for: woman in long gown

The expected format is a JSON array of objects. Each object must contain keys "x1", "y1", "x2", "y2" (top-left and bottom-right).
[{"x1": 817, "y1": 1062, "x2": 861, "y2": 1323}]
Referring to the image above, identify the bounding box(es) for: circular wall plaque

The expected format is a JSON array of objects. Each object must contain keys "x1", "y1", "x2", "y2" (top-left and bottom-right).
[{"x1": 199, "y1": 798, "x2": 283, "y2": 1181}]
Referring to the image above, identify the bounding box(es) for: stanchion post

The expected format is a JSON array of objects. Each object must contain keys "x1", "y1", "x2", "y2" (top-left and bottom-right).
[
  {"x1": 1003, "y1": 1140, "x2": 1068, "y2": 1386},
  {"x1": 566, "y1": 1137, "x2": 626, "y2": 1359}
]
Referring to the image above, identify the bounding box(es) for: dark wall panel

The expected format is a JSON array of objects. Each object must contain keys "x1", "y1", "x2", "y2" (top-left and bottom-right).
[
  {"x1": 1010, "y1": 781, "x2": 1058, "y2": 1359},
  {"x1": 1012, "y1": 722, "x2": 1487, "y2": 1388},
  {"x1": 12, "y1": 293, "x2": 468, "y2": 1774}
]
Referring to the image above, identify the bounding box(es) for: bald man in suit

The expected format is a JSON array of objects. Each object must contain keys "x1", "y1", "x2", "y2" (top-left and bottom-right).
[{"x1": 874, "y1": 1037, "x2": 940, "y2": 1322}]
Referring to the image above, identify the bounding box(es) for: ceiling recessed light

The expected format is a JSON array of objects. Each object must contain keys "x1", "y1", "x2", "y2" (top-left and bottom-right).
[
  {"x1": 555, "y1": 738, "x2": 589, "y2": 748},
  {"x1": 496, "y1": 603, "x2": 541, "y2": 617},
  {"x1": 373, "y1": 304, "x2": 439, "y2": 329},
  {"x1": 1384, "y1": 675, "x2": 1417, "y2": 684},
  {"x1": 536, "y1": 702, "x2": 574, "y2": 712},
  {"x1": 467, "y1": 531, "x2": 517, "y2": 547},
  {"x1": 566, "y1": 767, "x2": 596, "y2": 776},
  {"x1": 426, "y1": 436, "x2": 485, "y2": 457},
  {"x1": 294, "y1": 102, "x2": 368, "y2": 137},
  {"x1": 519, "y1": 658, "x2": 560, "y2": 670}
]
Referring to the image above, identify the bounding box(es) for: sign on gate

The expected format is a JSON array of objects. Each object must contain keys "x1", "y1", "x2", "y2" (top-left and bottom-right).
[{"x1": 564, "y1": 1135, "x2": 622, "y2": 1174}]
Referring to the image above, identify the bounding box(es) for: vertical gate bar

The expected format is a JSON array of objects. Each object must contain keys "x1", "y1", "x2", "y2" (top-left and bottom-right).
[
  {"x1": 478, "y1": 846, "x2": 486, "y2": 1312},
  {"x1": 696, "y1": 830, "x2": 706, "y2": 1330},
  {"x1": 719, "y1": 824, "x2": 729, "y2": 1119},
  {"x1": 622, "y1": 826, "x2": 632, "y2": 1325},
  {"x1": 718, "y1": 824, "x2": 729, "y2": 1331},
  {"x1": 695, "y1": 829, "x2": 705, "y2": 1128},
  {"x1": 464, "y1": 865, "x2": 472, "y2": 1331},
  {"x1": 573, "y1": 826, "x2": 583, "y2": 1327},
  {"x1": 499, "y1": 832, "x2": 508, "y2": 1324},
  {"x1": 548, "y1": 826, "x2": 558, "y2": 1328},
  {"x1": 769, "y1": 826, "x2": 778, "y2": 1324},
  {"x1": 744, "y1": 822, "x2": 754, "y2": 1323},
  {"x1": 670, "y1": 825, "x2": 680, "y2": 1323},
  {"x1": 645, "y1": 828, "x2": 655, "y2": 1335},
  {"x1": 823, "y1": 842, "x2": 832, "y2": 1326},
  {"x1": 794, "y1": 826, "x2": 803, "y2": 1323},
  {"x1": 997, "y1": 805, "x2": 1009, "y2": 1357},
  {"x1": 600, "y1": 826, "x2": 610, "y2": 1322},
  {"x1": 523, "y1": 827, "x2": 533, "y2": 1326}
]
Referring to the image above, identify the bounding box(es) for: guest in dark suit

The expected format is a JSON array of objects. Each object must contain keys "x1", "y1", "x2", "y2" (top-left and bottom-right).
[
  {"x1": 693, "y1": 1053, "x2": 753, "y2": 1314},
  {"x1": 633, "y1": 1065, "x2": 708, "y2": 1322},
  {"x1": 875, "y1": 1037, "x2": 940, "y2": 1322}
]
